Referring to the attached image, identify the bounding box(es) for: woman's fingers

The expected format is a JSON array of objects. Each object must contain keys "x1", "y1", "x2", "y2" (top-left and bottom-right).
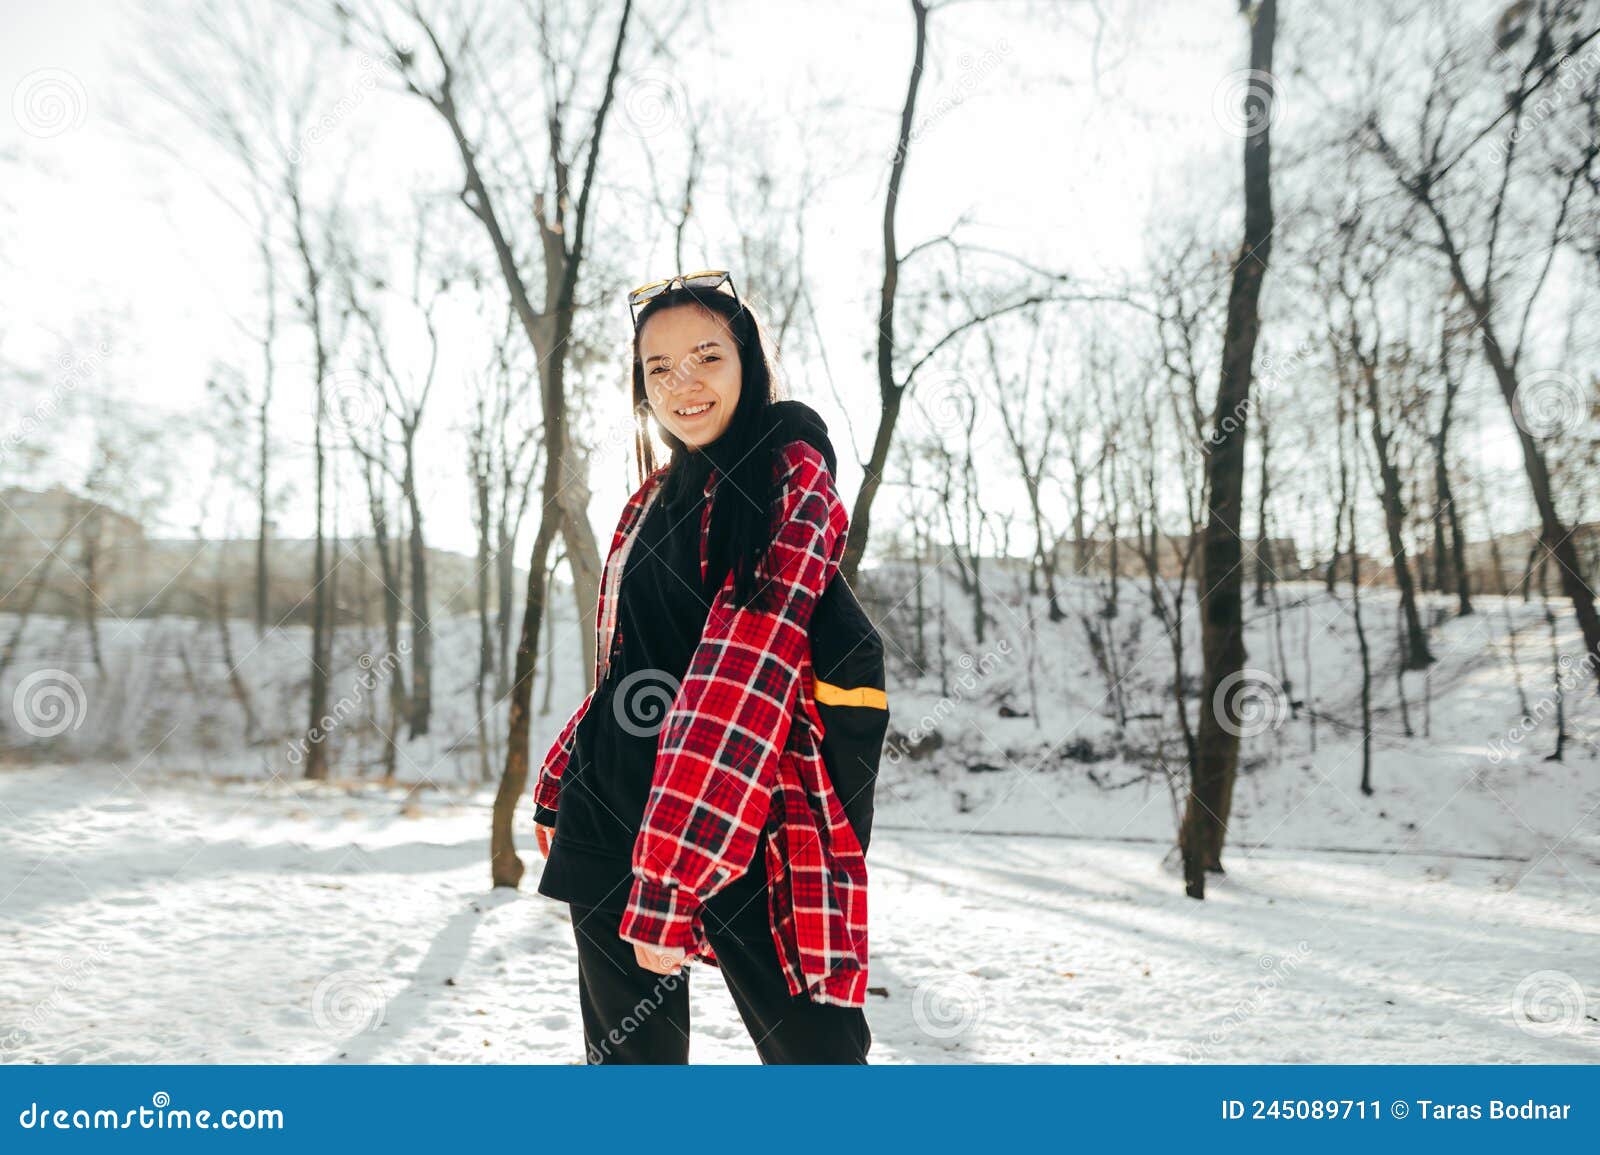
[
  {"x1": 632, "y1": 942, "x2": 685, "y2": 975},
  {"x1": 535, "y1": 824, "x2": 552, "y2": 858}
]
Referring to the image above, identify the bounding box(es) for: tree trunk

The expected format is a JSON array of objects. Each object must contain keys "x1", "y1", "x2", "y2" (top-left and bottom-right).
[
  {"x1": 291, "y1": 184, "x2": 333, "y2": 782},
  {"x1": 1403, "y1": 185, "x2": 1600, "y2": 690},
  {"x1": 403, "y1": 446, "x2": 431, "y2": 738},
  {"x1": 1539, "y1": 554, "x2": 1567, "y2": 762},
  {"x1": 80, "y1": 516, "x2": 105, "y2": 676},
  {"x1": 255, "y1": 223, "x2": 277, "y2": 636},
  {"x1": 842, "y1": 0, "x2": 928, "y2": 582},
  {"x1": 212, "y1": 573, "x2": 259, "y2": 744},
  {"x1": 474, "y1": 443, "x2": 496, "y2": 782},
  {"x1": 1432, "y1": 402, "x2": 1473, "y2": 617},
  {"x1": 1253, "y1": 405, "x2": 1273, "y2": 608},
  {"x1": 364, "y1": 462, "x2": 407, "y2": 780},
  {"x1": 496, "y1": 522, "x2": 516, "y2": 699},
  {"x1": 557, "y1": 442, "x2": 601, "y2": 684},
  {"x1": 1360, "y1": 356, "x2": 1432, "y2": 670},
  {"x1": 1350, "y1": 476, "x2": 1373, "y2": 795},
  {"x1": 0, "y1": 525, "x2": 69, "y2": 681},
  {"x1": 487, "y1": 0, "x2": 633, "y2": 888},
  {"x1": 1179, "y1": 0, "x2": 1275, "y2": 900},
  {"x1": 492, "y1": 514, "x2": 559, "y2": 889}
]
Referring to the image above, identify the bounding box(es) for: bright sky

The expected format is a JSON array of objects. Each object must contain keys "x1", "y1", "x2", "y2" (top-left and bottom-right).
[{"x1": 1, "y1": 0, "x2": 1444, "y2": 563}]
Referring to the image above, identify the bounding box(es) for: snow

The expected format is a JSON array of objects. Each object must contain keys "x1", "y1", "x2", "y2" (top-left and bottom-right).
[
  {"x1": 1, "y1": 759, "x2": 1594, "y2": 1064},
  {"x1": 2, "y1": 577, "x2": 1598, "y2": 1062}
]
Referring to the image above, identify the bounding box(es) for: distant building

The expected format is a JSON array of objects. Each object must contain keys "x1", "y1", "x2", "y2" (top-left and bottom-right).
[
  {"x1": 0, "y1": 485, "x2": 520, "y2": 624},
  {"x1": 1446, "y1": 522, "x2": 1600, "y2": 598},
  {"x1": 1050, "y1": 533, "x2": 1305, "y2": 583}
]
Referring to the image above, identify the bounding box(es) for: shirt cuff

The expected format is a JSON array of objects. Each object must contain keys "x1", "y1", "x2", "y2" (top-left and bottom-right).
[
  {"x1": 617, "y1": 874, "x2": 702, "y2": 951},
  {"x1": 532, "y1": 803, "x2": 559, "y2": 827}
]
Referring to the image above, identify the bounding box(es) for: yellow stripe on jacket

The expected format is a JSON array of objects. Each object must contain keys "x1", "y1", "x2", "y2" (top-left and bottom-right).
[{"x1": 812, "y1": 679, "x2": 887, "y2": 710}]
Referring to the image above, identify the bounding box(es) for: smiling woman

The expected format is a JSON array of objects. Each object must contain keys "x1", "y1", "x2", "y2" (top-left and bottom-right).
[
  {"x1": 638, "y1": 309, "x2": 743, "y2": 449},
  {"x1": 528, "y1": 273, "x2": 875, "y2": 1064}
]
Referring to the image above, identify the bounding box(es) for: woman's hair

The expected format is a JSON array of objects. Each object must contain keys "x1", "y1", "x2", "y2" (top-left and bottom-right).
[{"x1": 630, "y1": 284, "x2": 782, "y2": 608}]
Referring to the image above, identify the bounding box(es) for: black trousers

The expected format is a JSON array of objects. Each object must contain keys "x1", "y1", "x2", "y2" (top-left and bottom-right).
[{"x1": 567, "y1": 902, "x2": 871, "y2": 1064}]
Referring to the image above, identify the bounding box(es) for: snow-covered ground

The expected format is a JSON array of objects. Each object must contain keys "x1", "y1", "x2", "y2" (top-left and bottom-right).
[
  {"x1": 2, "y1": 577, "x2": 1598, "y2": 1063},
  {"x1": 0, "y1": 760, "x2": 1594, "y2": 1064}
]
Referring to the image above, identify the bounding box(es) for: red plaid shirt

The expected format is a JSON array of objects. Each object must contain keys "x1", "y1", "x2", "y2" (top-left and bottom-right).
[{"x1": 534, "y1": 439, "x2": 869, "y2": 1007}]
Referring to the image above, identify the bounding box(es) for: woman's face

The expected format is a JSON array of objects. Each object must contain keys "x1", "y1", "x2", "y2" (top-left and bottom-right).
[{"x1": 638, "y1": 305, "x2": 743, "y2": 450}]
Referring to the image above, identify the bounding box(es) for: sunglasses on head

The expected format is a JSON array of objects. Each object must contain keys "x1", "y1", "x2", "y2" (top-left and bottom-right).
[{"x1": 627, "y1": 269, "x2": 740, "y2": 325}]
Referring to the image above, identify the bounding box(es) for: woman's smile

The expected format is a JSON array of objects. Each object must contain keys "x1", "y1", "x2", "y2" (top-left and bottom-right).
[{"x1": 638, "y1": 304, "x2": 743, "y2": 448}]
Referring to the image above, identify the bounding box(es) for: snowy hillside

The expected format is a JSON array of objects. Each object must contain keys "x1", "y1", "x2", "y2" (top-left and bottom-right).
[{"x1": 2, "y1": 569, "x2": 1597, "y2": 1063}]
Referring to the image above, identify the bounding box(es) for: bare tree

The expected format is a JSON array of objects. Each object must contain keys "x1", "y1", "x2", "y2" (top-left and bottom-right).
[
  {"x1": 287, "y1": 159, "x2": 343, "y2": 781},
  {"x1": 1180, "y1": 0, "x2": 1277, "y2": 899},
  {"x1": 1428, "y1": 303, "x2": 1475, "y2": 614},
  {"x1": 467, "y1": 310, "x2": 538, "y2": 774},
  {"x1": 357, "y1": 450, "x2": 409, "y2": 779},
  {"x1": 1129, "y1": 361, "x2": 1207, "y2": 773},
  {"x1": 986, "y1": 321, "x2": 1067, "y2": 622},
  {"x1": 842, "y1": 0, "x2": 1073, "y2": 581},
  {"x1": 131, "y1": 0, "x2": 289, "y2": 636},
  {"x1": 1365, "y1": 3, "x2": 1600, "y2": 689},
  {"x1": 1339, "y1": 374, "x2": 1375, "y2": 795},
  {"x1": 198, "y1": 373, "x2": 263, "y2": 742},
  {"x1": 342, "y1": 208, "x2": 450, "y2": 738},
  {"x1": 1320, "y1": 226, "x2": 1433, "y2": 670},
  {"x1": 332, "y1": 0, "x2": 632, "y2": 883}
]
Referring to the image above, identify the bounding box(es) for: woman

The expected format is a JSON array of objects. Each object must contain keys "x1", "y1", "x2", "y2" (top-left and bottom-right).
[{"x1": 531, "y1": 271, "x2": 872, "y2": 1064}]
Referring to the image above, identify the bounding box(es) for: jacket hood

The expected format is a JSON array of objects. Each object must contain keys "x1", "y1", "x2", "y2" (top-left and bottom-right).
[
  {"x1": 693, "y1": 397, "x2": 839, "y2": 486},
  {"x1": 767, "y1": 399, "x2": 838, "y2": 477}
]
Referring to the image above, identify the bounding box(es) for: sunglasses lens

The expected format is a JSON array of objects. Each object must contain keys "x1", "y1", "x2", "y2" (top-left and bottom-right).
[{"x1": 629, "y1": 272, "x2": 734, "y2": 318}]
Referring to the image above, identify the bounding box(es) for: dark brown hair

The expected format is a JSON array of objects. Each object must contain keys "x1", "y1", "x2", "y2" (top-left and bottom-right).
[{"x1": 630, "y1": 285, "x2": 781, "y2": 607}]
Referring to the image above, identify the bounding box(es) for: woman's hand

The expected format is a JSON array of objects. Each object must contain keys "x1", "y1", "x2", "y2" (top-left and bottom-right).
[
  {"x1": 631, "y1": 941, "x2": 687, "y2": 975},
  {"x1": 535, "y1": 823, "x2": 554, "y2": 858}
]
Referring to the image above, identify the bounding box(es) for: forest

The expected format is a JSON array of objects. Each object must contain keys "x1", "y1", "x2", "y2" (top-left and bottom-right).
[{"x1": 1, "y1": 0, "x2": 1597, "y2": 1063}]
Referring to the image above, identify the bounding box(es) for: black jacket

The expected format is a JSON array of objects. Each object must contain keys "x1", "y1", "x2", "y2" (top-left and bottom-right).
[{"x1": 534, "y1": 400, "x2": 841, "y2": 931}]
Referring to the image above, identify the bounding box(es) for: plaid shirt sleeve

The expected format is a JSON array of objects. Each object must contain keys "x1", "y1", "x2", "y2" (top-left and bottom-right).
[
  {"x1": 618, "y1": 441, "x2": 847, "y2": 951},
  {"x1": 531, "y1": 477, "x2": 659, "y2": 825},
  {"x1": 532, "y1": 692, "x2": 591, "y2": 821}
]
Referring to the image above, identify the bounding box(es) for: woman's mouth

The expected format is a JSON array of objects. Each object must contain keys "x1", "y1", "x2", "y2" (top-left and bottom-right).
[{"x1": 674, "y1": 400, "x2": 715, "y2": 419}]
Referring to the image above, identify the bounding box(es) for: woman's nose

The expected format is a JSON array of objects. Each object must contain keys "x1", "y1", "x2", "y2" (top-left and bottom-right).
[{"x1": 663, "y1": 362, "x2": 701, "y2": 392}]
